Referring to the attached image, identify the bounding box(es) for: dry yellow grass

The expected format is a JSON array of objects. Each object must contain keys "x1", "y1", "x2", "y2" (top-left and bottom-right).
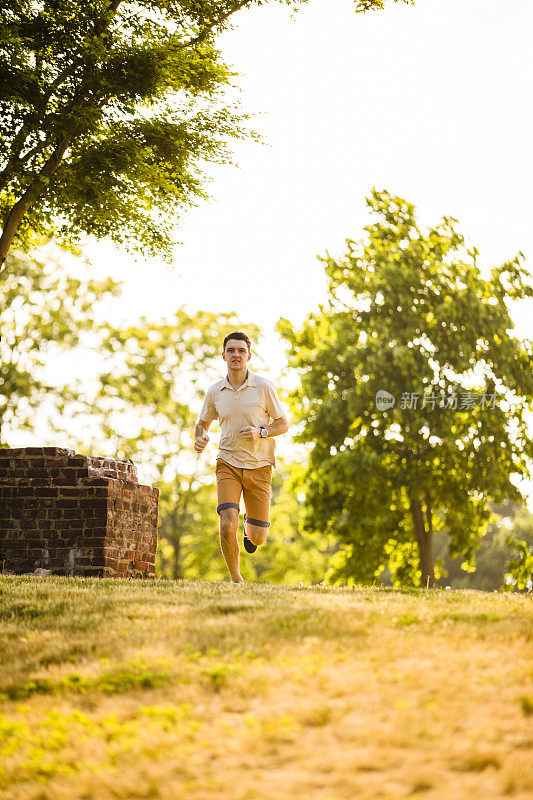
[{"x1": 0, "y1": 577, "x2": 531, "y2": 800}]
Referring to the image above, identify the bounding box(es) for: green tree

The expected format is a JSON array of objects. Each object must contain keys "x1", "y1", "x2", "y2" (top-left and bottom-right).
[
  {"x1": 435, "y1": 499, "x2": 533, "y2": 590},
  {"x1": 503, "y1": 538, "x2": 533, "y2": 592},
  {"x1": 278, "y1": 190, "x2": 533, "y2": 588},
  {"x1": 0, "y1": 248, "x2": 121, "y2": 446},
  {"x1": 0, "y1": 0, "x2": 408, "y2": 268}
]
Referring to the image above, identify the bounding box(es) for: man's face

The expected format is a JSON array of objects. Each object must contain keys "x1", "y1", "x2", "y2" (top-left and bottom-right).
[{"x1": 223, "y1": 339, "x2": 251, "y2": 369}]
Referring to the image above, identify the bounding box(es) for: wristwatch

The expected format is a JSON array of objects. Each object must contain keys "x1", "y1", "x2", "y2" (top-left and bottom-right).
[{"x1": 259, "y1": 426, "x2": 268, "y2": 438}]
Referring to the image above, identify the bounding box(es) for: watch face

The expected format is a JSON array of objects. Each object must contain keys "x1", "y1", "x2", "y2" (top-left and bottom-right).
[{"x1": 261, "y1": 427, "x2": 267, "y2": 437}]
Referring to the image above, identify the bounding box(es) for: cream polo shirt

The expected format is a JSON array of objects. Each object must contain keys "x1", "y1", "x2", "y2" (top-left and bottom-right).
[{"x1": 199, "y1": 371, "x2": 286, "y2": 469}]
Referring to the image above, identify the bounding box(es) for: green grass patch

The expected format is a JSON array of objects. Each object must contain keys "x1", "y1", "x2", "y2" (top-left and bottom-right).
[
  {"x1": 0, "y1": 664, "x2": 174, "y2": 701},
  {"x1": 519, "y1": 695, "x2": 533, "y2": 715}
]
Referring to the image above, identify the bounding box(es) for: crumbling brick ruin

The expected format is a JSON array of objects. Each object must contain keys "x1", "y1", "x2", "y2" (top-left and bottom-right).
[{"x1": 0, "y1": 447, "x2": 158, "y2": 577}]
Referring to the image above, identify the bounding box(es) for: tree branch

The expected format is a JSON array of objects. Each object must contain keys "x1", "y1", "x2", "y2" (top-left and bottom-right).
[
  {"x1": 0, "y1": 134, "x2": 71, "y2": 268},
  {"x1": 177, "y1": 0, "x2": 255, "y2": 50},
  {"x1": 0, "y1": 0, "x2": 124, "y2": 193},
  {"x1": 0, "y1": 0, "x2": 263, "y2": 266}
]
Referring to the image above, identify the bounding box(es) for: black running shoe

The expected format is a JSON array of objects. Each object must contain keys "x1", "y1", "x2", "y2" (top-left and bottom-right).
[{"x1": 243, "y1": 514, "x2": 257, "y2": 553}]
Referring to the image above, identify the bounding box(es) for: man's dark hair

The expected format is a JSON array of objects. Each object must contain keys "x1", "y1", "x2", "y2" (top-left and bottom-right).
[{"x1": 223, "y1": 331, "x2": 251, "y2": 351}]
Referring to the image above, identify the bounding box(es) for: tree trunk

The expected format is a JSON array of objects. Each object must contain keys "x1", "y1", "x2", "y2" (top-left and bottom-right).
[
  {"x1": 172, "y1": 531, "x2": 181, "y2": 580},
  {"x1": 410, "y1": 495, "x2": 435, "y2": 588},
  {"x1": 170, "y1": 464, "x2": 200, "y2": 580},
  {"x1": 170, "y1": 502, "x2": 182, "y2": 580},
  {"x1": 0, "y1": 134, "x2": 71, "y2": 269}
]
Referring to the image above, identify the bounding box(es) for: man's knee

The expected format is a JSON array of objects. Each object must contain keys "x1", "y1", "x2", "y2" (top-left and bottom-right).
[
  {"x1": 219, "y1": 508, "x2": 239, "y2": 540},
  {"x1": 246, "y1": 523, "x2": 268, "y2": 547}
]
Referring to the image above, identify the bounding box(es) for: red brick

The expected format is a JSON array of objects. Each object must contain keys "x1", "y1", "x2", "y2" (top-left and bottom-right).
[
  {"x1": 44, "y1": 458, "x2": 68, "y2": 468},
  {"x1": 0, "y1": 447, "x2": 158, "y2": 578},
  {"x1": 61, "y1": 509, "x2": 84, "y2": 519},
  {"x1": 68, "y1": 456, "x2": 89, "y2": 466},
  {"x1": 57, "y1": 499, "x2": 80, "y2": 509}
]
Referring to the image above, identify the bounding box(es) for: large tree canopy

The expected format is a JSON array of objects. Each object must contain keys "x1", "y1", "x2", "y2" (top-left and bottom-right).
[
  {"x1": 0, "y1": 0, "x2": 409, "y2": 269},
  {"x1": 278, "y1": 190, "x2": 533, "y2": 588}
]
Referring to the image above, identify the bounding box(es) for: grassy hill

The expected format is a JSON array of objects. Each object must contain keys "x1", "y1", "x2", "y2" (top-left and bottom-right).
[{"x1": 0, "y1": 577, "x2": 531, "y2": 800}]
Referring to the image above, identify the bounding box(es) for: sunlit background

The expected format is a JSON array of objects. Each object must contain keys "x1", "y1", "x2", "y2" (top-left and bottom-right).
[{"x1": 58, "y1": 0, "x2": 532, "y2": 501}]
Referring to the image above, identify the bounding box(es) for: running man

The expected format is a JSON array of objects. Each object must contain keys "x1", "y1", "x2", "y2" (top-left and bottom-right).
[{"x1": 194, "y1": 331, "x2": 289, "y2": 583}]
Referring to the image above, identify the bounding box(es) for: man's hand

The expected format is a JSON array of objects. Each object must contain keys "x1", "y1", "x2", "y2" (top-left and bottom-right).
[
  {"x1": 194, "y1": 430, "x2": 210, "y2": 453},
  {"x1": 240, "y1": 425, "x2": 260, "y2": 442}
]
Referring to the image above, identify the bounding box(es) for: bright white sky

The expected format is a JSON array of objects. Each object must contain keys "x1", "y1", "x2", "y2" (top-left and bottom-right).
[
  {"x1": 86, "y1": 0, "x2": 533, "y2": 334},
  {"x1": 79, "y1": 0, "x2": 532, "y2": 499}
]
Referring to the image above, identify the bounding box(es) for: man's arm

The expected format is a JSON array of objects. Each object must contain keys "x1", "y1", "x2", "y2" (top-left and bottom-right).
[
  {"x1": 240, "y1": 415, "x2": 289, "y2": 441},
  {"x1": 195, "y1": 385, "x2": 218, "y2": 453},
  {"x1": 194, "y1": 419, "x2": 211, "y2": 453},
  {"x1": 265, "y1": 415, "x2": 289, "y2": 437}
]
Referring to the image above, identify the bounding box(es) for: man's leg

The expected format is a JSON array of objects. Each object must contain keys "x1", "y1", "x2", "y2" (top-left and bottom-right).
[
  {"x1": 218, "y1": 507, "x2": 243, "y2": 583},
  {"x1": 215, "y1": 459, "x2": 244, "y2": 582},
  {"x1": 243, "y1": 464, "x2": 272, "y2": 548},
  {"x1": 245, "y1": 520, "x2": 269, "y2": 547}
]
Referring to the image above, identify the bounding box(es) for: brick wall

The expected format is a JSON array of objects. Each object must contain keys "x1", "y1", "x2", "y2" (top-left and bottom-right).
[{"x1": 0, "y1": 447, "x2": 159, "y2": 578}]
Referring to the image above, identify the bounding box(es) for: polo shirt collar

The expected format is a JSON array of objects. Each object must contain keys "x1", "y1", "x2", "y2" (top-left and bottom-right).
[{"x1": 221, "y1": 370, "x2": 256, "y2": 390}]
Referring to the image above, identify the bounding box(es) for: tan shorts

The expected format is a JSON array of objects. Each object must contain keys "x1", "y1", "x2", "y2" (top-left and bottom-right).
[{"x1": 215, "y1": 458, "x2": 272, "y2": 528}]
